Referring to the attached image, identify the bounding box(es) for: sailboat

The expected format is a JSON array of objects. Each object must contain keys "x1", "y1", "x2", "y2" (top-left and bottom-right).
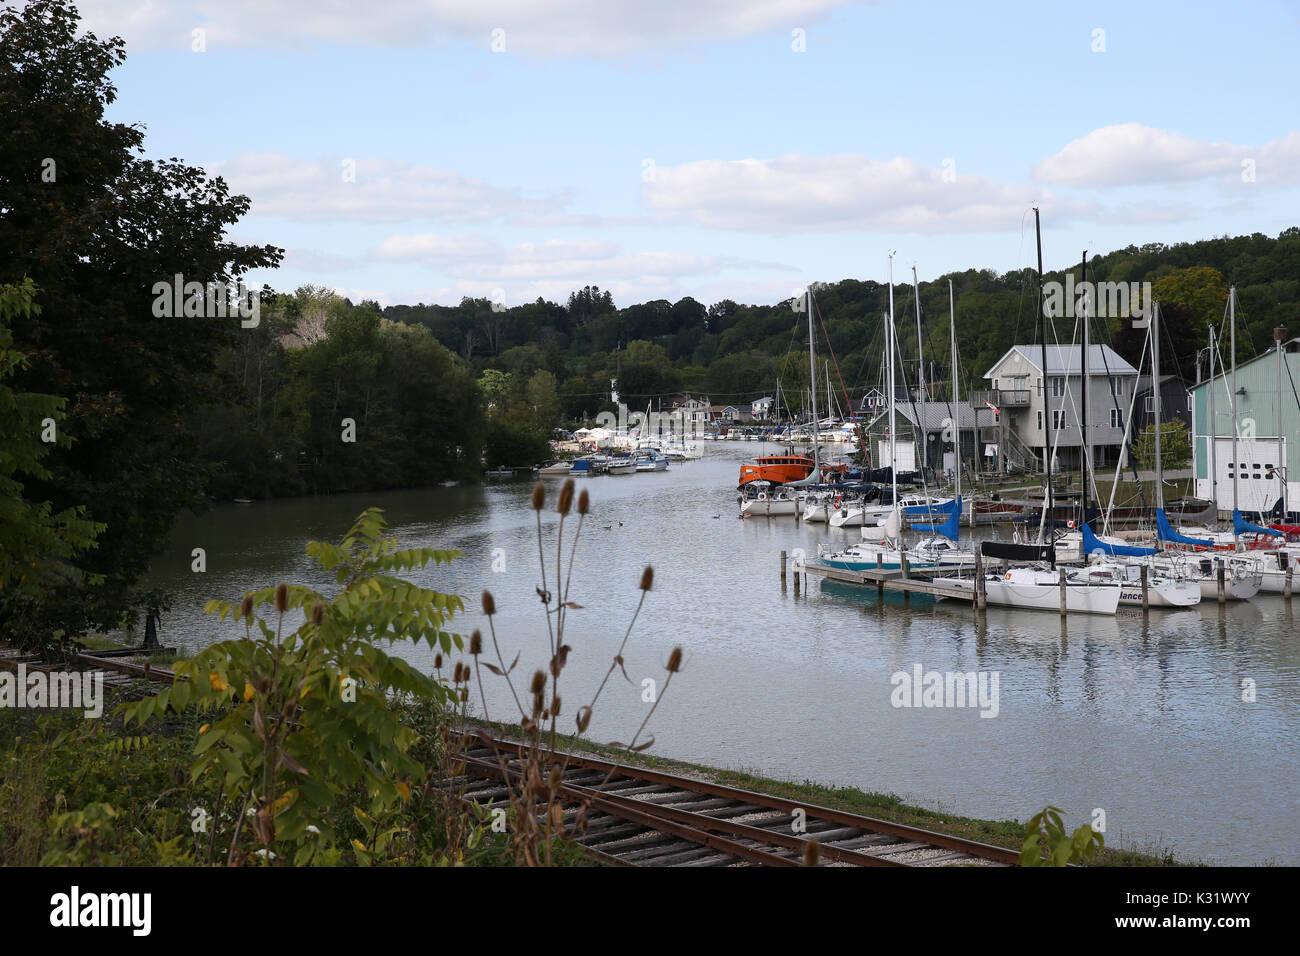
[
  {"x1": 822, "y1": 255, "x2": 925, "y2": 568},
  {"x1": 947, "y1": 210, "x2": 1122, "y2": 613}
]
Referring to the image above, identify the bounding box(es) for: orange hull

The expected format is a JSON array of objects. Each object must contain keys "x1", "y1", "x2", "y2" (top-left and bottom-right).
[{"x1": 738, "y1": 454, "x2": 815, "y2": 488}]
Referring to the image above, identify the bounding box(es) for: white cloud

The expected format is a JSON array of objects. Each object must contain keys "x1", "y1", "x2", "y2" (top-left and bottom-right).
[
  {"x1": 78, "y1": 0, "x2": 861, "y2": 56},
  {"x1": 371, "y1": 232, "x2": 791, "y2": 304},
  {"x1": 206, "y1": 153, "x2": 568, "y2": 223},
  {"x1": 1033, "y1": 123, "x2": 1300, "y2": 188},
  {"x1": 639, "y1": 154, "x2": 1090, "y2": 233}
]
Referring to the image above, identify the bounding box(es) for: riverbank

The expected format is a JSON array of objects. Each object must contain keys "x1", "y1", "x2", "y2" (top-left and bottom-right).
[{"x1": 463, "y1": 719, "x2": 1197, "y2": 867}]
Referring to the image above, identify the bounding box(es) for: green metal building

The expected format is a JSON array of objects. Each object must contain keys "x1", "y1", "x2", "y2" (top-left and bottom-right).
[{"x1": 1189, "y1": 334, "x2": 1300, "y2": 521}]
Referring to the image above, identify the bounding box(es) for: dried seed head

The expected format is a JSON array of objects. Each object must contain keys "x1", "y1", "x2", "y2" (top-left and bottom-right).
[
  {"x1": 239, "y1": 594, "x2": 254, "y2": 619},
  {"x1": 802, "y1": 839, "x2": 821, "y2": 867},
  {"x1": 469, "y1": 629, "x2": 483, "y2": 655},
  {"x1": 549, "y1": 802, "x2": 565, "y2": 830},
  {"x1": 433, "y1": 652, "x2": 443, "y2": 670},
  {"x1": 667, "y1": 647, "x2": 683, "y2": 673},
  {"x1": 577, "y1": 489, "x2": 590, "y2": 515},
  {"x1": 530, "y1": 670, "x2": 547, "y2": 694},
  {"x1": 531, "y1": 482, "x2": 545, "y2": 511},
  {"x1": 311, "y1": 602, "x2": 324, "y2": 626},
  {"x1": 274, "y1": 582, "x2": 288, "y2": 612},
  {"x1": 549, "y1": 766, "x2": 563, "y2": 792},
  {"x1": 639, "y1": 566, "x2": 654, "y2": 591},
  {"x1": 532, "y1": 692, "x2": 545, "y2": 717},
  {"x1": 481, "y1": 590, "x2": 496, "y2": 616},
  {"x1": 550, "y1": 694, "x2": 561, "y2": 716},
  {"x1": 557, "y1": 478, "x2": 575, "y2": 516},
  {"x1": 576, "y1": 706, "x2": 592, "y2": 733}
]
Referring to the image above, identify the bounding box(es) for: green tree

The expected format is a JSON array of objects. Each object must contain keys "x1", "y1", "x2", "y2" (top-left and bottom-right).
[
  {"x1": 0, "y1": 0, "x2": 282, "y2": 646},
  {"x1": 0, "y1": 279, "x2": 104, "y2": 618},
  {"x1": 1132, "y1": 420, "x2": 1192, "y2": 471}
]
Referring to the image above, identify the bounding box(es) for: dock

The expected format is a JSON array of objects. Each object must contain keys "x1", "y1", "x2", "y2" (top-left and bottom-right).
[{"x1": 782, "y1": 550, "x2": 979, "y2": 603}]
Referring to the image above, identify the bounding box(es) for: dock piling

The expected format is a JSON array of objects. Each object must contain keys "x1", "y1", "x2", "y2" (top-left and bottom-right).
[
  {"x1": 1059, "y1": 572, "x2": 1066, "y2": 617},
  {"x1": 780, "y1": 550, "x2": 787, "y2": 586},
  {"x1": 1217, "y1": 559, "x2": 1226, "y2": 604},
  {"x1": 1285, "y1": 564, "x2": 1294, "y2": 600},
  {"x1": 1140, "y1": 564, "x2": 1149, "y2": 612}
]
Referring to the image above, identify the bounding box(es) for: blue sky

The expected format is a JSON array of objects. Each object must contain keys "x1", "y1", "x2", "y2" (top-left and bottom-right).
[{"x1": 83, "y1": 0, "x2": 1300, "y2": 308}]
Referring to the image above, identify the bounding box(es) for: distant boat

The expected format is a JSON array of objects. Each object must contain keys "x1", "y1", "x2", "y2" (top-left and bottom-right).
[
  {"x1": 233, "y1": 497, "x2": 253, "y2": 504},
  {"x1": 534, "y1": 460, "x2": 572, "y2": 476},
  {"x1": 607, "y1": 457, "x2": 636, "y2": 475},
  {"x1": 484, "y1": 468, "x2": 515, "y2": 478},
  {"x1": 634, "y1": 448, "x2": 669, "y2": 472}
]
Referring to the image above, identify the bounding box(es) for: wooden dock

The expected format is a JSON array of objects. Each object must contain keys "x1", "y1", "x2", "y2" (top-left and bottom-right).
[{"x1": 783, "y1": 551, "x2": 978, "y2": 602}]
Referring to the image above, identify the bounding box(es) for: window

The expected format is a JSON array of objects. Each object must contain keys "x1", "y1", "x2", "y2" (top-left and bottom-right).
[
  {"x1": 1052, "y1": 409, "x2": 1067, "y2": 430},
  {"x1": 1111, "y1": 408, "x2": 1124, "y2": 429},
  {"x1": 1051, "y1": 377, "x2": 1066, "y2": 398}
]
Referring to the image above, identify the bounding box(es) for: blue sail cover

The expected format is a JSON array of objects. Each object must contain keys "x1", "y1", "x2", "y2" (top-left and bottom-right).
[
  {"x1": 1233, "y1": 509, "x2": 1282, "y2": 537},
  {"x1": 1082, "y1": 522, "x2": 1156, "y2": 557},
  {"x1": 914, "y1": 497, "x2": 961, "y2": 541},
  {"x1": 903, "y1": 497, "x2": 958, "y2": 517},
  {"x1": 1155, "y1": 508, "x2": 1213, "y2": 547}
]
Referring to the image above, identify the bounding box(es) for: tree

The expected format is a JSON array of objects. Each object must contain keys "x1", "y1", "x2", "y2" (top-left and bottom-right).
[
  {"x1": 1132, "y1": 421, "x2": 1192, "y2": 471},
  {"x1": 0, "y1": 279, "x2": 104, "y2": 630},
  {"x1": 0, "y1": 1, "x2": 282, "y2": 646}
]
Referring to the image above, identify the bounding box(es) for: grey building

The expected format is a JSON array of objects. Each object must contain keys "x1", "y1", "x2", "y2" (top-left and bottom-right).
[{"x1": 975, "y1": 344, "x2": 1139, "y2": 472}]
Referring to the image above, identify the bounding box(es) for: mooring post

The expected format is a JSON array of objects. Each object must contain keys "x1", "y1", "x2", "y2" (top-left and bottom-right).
[
  {"x1": 876, "y1": 554, "x2": 884, "y2": 599},
  {"x1": 1059, "y1": 572, "x2": 1067, "y2": 617},
  {"x1": 781, "y1": 550, "x2": 787, "y2": 586},
  {"x1": 1285, "y1": 563, "x2": 1294, "y2": 601},
  {"x1": 1140, "y1": 564, "x2": 1149, "y2": 612},
  {"x1": 974, "y1": 550, "x2": 985, "y2": 610},
  {"x1": 1217, "y1": 559, "x2": 1226, "y2": 604},
  {"x1": 900, "y1": 553, "x2": 909, "y2": 579}
]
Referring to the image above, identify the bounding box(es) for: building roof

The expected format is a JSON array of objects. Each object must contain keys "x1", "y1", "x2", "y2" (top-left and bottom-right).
[
  {"x1": 1187, "y1": 339, "x2": 1300, "y2": 394},
  {"x1": 866, "y1": 401, "x2": 997, "y2": 431},
  {"x1": 984, "y1": 344, "x2": 1139, "y2": 379}
]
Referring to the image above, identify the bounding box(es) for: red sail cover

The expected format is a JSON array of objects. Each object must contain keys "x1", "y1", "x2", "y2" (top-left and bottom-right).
[{"x1": 1269, "y1": 524, "x2": 1300, "y2": 535}]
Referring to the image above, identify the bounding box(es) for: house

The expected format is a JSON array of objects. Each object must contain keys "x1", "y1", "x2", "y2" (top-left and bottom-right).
[
  {"x1": 862, "y1": 400, "x2": 997, "y2": 475},
  {"x1": 751, "y1": 396, "x2": 774, "y2": 420},
  {"x1": 976, "y1": 344, "x2": 1140, "y2": 472},
  {"x1": 670, "y1": 396, "x2": 711, "y2": 430},
  {"x1": 1133, "y1": 374, "x2": 1191, "y2": 431},
  {"x1": 1188, "y1": 334, "x2": 1300, "y2": 519},
  {"x1": 708, "y1": 403, "x2": 752, "y2": 424}
]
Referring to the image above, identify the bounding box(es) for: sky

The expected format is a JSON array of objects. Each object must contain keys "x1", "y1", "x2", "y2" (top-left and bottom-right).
[{"x1": 76, "y1": 0, "x2": 1300, "y2": 309}]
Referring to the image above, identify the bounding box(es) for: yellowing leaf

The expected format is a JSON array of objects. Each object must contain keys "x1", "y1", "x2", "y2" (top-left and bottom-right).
[
  {"x1": 244, "y1": 682, "x2": 255, "y2": 702},
  {"x1": 199, "y1": 724, "x2": 210, "y2": 735},
  {"x1": 208, "y1": 671, "x2": 228, "y2": 692},
  {"x1": 395, "y1": 781, "x2": 411, "y2": 801}
]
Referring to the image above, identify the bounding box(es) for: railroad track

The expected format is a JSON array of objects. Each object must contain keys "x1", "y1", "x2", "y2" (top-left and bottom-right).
[
  {"x1": 455, "y1": 734, "x2": 1018, "y2": 867},
  {"x1": 0, "y1": 642, "x2": 177, "y2": 694},
  {"x1": 2, "y1": 646, "x2": 1016, "y2": 867}
]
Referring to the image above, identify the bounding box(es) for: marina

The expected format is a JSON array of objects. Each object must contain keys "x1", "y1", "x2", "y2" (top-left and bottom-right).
[{"x1": 145, "y1": 443, "x2": 1300, "y2": 866}]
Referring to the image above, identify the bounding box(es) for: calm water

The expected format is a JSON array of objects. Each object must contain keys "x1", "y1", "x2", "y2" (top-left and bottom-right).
[{"x1": 148, "y1": 443, "x2": 1300, "y2": 865}]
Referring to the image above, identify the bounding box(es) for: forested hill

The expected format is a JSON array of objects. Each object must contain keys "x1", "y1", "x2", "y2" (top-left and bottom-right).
[{"x1": 385, "y1": 227, "x2": 1300, "y2": 418}]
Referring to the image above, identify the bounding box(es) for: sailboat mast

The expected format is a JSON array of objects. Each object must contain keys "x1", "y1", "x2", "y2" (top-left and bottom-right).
[
  {"x1": 1278, "y1": 324, "x2": 1288, "y2": 521},
  {"x1": 888, "y1": 254, "x2": 899, "y2": 506},
  {"x1": 1208, "y1": 325, "x2": 1219, "y2": 517},
  {"x1": 807, "y1": 288, "x2": 820, "y2": 469},
  {"x1": 949, "y1": 279, "x2": 960, "y2": 503},
  {"x1": 1153, "y1": 301, "x2": 1164, "y2": 513},
  {"x1": 912, "y1": 265, "x2": 925, "y2": 404},
  {"x1": 1080, "y1": 251, "x2": 1090, "y2": 529},
  {"x1": 1034, "y1": 208, "x2": 1052, "y2": 543},
  {"x1": 1230, "y1": 287, "x2": 1238, "y2": 518}
]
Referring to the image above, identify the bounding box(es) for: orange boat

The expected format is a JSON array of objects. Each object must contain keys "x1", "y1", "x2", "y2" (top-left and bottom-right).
[{"x1": 738, "y1": 453, "x2": 815, "y2": 489}]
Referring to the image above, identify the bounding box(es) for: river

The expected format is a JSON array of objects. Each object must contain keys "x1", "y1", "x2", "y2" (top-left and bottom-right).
[{"x1": 146, "y1": 442, "x2": 1300, "y2": 865}]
